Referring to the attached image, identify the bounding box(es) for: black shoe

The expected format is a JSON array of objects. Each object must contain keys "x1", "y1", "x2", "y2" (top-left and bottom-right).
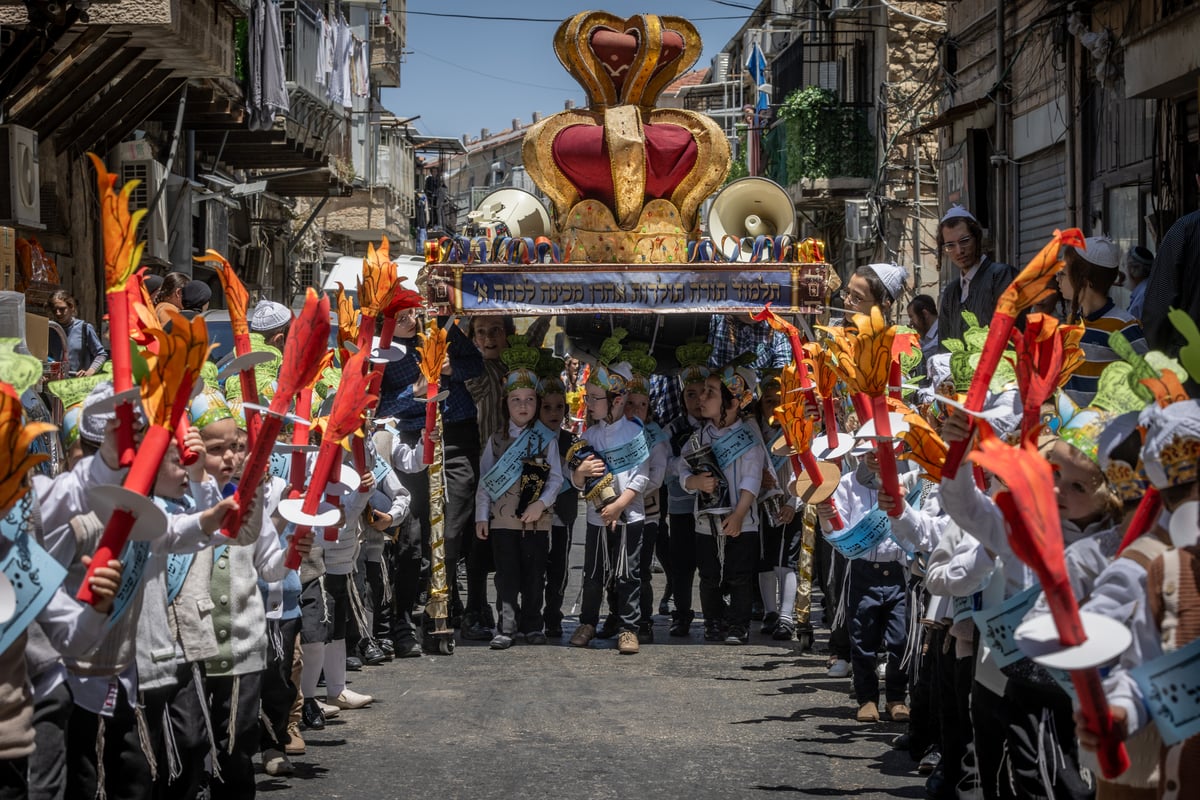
[
  {"x1": 637, "y1": 624, "x2": 653, "y2": 644},
  {"x1": 377, "y1": 638, "x2": 395, "y2": 657},
  {"x1": 461, "y1": 621, "x2": 493, "y2": 641},
  {"x1": 669, "y1": 618, "x2": 690, "y2": 637},
  {"x1": 359, "y1": 640, "x2": 387, "y2": 666},
  {"x1": 544, "y1": 620, "x2": 563, "y2": 637},
  {"x1": 772, "y1": 618, "x2": 795, "y2": 641},
  {"x1": 394, "y1": 639, "x2": 423, "y2": 658},
  {"x1": 703, "y1": 623, "x2": 724, "y2": 642},
  {"x1": 724, "y1": 627, "x2": 749, "y2": 645},
  {"x1": 658, "y1": 597, "x2": 672, "y2": 616},
  {"x1": 345, "y1": 656, "x2": 363, "y2": 672},
  {"x1": 479, "y1": 606, "x2": 496, "y2": 629},
  {"x1": 595, "y1": 616, "x2": 620, "y2": 639},
  {"x1": 301, "y1": 698, "x2": 326, "y2": 731},
  {"x1": 761, "y1": 611, "x2": 780, "y2": 635},
  {"x1": 891, "y1": 732, "x2": 912, "y2": 751}
]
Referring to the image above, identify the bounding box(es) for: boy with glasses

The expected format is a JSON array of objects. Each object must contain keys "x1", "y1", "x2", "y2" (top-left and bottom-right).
[{"x1": 935, "y1": 205, "x2": 1016, "y2": 344}]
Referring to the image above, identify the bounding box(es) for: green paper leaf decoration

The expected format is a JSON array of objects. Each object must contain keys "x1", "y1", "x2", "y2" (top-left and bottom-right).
[
  {"x1": 201, "y1": 360, "x2": 220, "y2": 390},
  {"x1": 1168, "y1": 307, "x2": 1200, "y2": 383},
  {"x1": 962, "y1": 324, "x2": 990, "y2": 355},
  {"x1": 961, "y1": 310, "x2": 980, "y2": 330},
  {"x1": 942, "y1": 338, "x2": 964, "y2": 354},
  {"x1": 46, "y1": 364, "x2": 114, "y2": 409},
  {"x1": 950, "y1": 351, "x2": 975, "y2": 392},
  {"x1": 1145, "y1": 351, "x2": 1188, "y2": 388},
  {"x1": 1108, "y1": 331, "x2": 1156, "y2": 402},
  {"x1": 1091, "y1": 362, "x2": 1147, "y2": 414},
  {"x1": 895, "y1": 325, "x2": 923, "y2": 377}
]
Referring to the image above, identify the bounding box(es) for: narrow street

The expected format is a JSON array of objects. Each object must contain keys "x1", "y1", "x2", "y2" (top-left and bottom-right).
[{"x1": 260, "y1": 541, "x2": 925, "y2": 799}]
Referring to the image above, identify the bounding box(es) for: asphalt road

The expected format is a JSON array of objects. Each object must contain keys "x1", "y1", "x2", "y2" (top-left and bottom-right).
[{"x1": 259, "y1": 540, "x2": 927, "y2": 799}]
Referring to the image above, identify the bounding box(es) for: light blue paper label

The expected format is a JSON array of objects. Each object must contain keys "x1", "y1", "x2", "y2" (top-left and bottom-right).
[
  {"x1": 601, "y1": 429, "x2": 650, "y2": 476},
  {"x1": 826, "y1": 507, "x2": 891, "y2": 559},
  {"x1": 0, "y1": 493, "x2": 33, "y2": 542},
  {"x1": 766, "y1": 430, "x2": 788, "y2": 475},
  {"x1": 1131, "y1": 636, "x2": 1200, "y2": 746},
  {"x1": 0, "y1": 495, "x2": 68, "y2": 654},
  {"x1": 953, "y1": 592, "x2": 981, "y2": 624},
  {"x1": 371, "y1": 454, "x2": 394, "y2": 487},
  {"x1": 973, "y1": 585, "x2": 1041, "y2": 669},
  {"x1": 711, "y1": 424, "x2": 757, "y2": 469},
  {"x1": 269, "y1": 452, "x2": 291, "y2": 481},
  {"x1": 165, "y1": 553, "x2": 193, "y2": 604},
  {"x1": 105, "y1": 540, "x2": 152, "y2": 628},
  {"x1": 643, "y1": 422, "x2": 668, "y2": 451},
  {"x1": 482, "y1": 421, "x2": 556, "y2": 500}
]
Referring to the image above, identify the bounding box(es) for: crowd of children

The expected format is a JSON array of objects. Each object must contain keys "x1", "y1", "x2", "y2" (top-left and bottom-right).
[{"x1": 3, "y1": 224, "x2": 1198, "y2": 800}]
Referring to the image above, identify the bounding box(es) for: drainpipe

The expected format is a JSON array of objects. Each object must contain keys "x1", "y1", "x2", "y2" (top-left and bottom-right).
[
  {"x1": 1064, "y1": 23, "x2": 1078, "y2": 229},
  {"x1": 994, "y1": 0, "x2": 1008, "y2": 263}
]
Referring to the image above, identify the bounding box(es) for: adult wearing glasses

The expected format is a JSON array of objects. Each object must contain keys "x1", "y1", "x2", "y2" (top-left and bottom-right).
[{"x1": 934, "y1": 205, "x2": 1016, "y2": 346}]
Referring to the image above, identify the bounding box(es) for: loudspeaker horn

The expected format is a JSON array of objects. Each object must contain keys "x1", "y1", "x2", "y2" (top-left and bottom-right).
[
  {"x1": 465, "y1": 187, "x2": 553, "y2": 239},
  {"x1": 706, "y1": 177, "x2": 796, "y2": 261}
]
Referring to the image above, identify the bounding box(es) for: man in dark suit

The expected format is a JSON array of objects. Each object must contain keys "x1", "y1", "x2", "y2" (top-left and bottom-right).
[{"x1": 936, "y1": 205, "x2": 1017, "y2": 345}]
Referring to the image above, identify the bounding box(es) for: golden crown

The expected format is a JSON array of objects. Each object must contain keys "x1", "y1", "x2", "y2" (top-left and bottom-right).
[{"x1": 1103, "y1": 460, "x2": 1149, "y2": 504}]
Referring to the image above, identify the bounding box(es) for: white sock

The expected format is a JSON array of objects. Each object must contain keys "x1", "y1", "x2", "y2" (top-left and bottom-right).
[
  {"x1": 300, "y1": 641, "x2": 325, "y2": 699},
  {"x1": 758, "y1": 572, "x2": 779, "y2": 615},
  {"x1": 776, "y1": 567, "x2": 797, "y2": 622},
  {"x1": 324, "y1": 639, "x2": 347, "y2": 699}
]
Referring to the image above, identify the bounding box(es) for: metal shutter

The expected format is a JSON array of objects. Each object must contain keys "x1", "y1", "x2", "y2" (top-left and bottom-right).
[{"x1": 1017, "y1": 145, "x2": 1067, "y2": 266}]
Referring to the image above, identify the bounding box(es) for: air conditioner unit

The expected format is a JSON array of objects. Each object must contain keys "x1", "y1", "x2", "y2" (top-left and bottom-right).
[
  {"x1": 0, "y1": 125, "x2": 41, "y2": 228},
  {"x1": 711, "y1": 52, "x2": 731, "y2": 84},
  {"x1": 831, "y1": 0, "x2": 862, "y2": 15},
  {"x1": 771, "y1": 0, "x2": 795, "y2": 17},
  {"x1": 120, "y1": 158, "x2": 169, "y2": 263},
  {"x1": 845, "y1": 199, "x2": 871, "y2": 243},
  {"x1": 203, "y1": 202, "x2": 229, "y2": 256},
  {"x1": 240, "y1": 245, "x2": 269, "y2": 286}
]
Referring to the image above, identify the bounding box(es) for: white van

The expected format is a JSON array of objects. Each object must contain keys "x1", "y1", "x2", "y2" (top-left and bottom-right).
[{"x1": 321, "y1": 254, "x2": 424, "y2": 303}]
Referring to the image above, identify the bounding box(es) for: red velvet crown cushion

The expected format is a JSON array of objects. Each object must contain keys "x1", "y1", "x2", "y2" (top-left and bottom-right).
[
  {"x1": 589, "y1": 27, "x2": 685, "y2": 95},
  {"x1": 551, "y1": 123, "x2": 697, "y2": 213}
]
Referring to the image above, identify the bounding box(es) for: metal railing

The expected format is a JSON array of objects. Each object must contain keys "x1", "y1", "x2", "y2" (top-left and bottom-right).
[{"x1": 281, "y1": 0, "x2": 336, "y2": 108}]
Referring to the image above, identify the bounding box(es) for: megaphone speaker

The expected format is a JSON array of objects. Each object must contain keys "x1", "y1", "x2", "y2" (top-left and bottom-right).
[
  {"x1": 706, "y1": 177, "x2": 796, "y2": 261},
  {"x1": 467, "y1": 187, "x2": 553, "y2": 240}
]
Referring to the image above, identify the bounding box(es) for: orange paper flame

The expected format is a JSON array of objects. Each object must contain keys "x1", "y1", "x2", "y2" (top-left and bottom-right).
[
  {"x1": 0, "y1": 386, "x2": 56, "y2": 515},
  {"x1": 89, "y1": 153, "x2": 147, "y2": 294},
  {"x1": 196, "y1": 250, "x2": 249, "y2": 340},
  {"x1": 143, "y1": 310, "x2": 211, "y2": 428},
  {"x1": 899, "y1": 411, "x2": 947, "y2": 483},
  {"x1": 996, "y1": 228, "x2": 1085, "y2": 319},
  {"x1": 817, "y1": 307, "x2": 894, "y2": 397},
  {"x1": 359, "y1": 239, "x2": 400, "y2": 319},
  {"x1": 775, "y1": 398, "x2": 815, "y2": 452},
  {"x1": 334, "y1": 283, "x2": 359, "y2": 356},
  {"x1": 802, "y1": 342, "x2": 838, "y2": 399},
  {"x1": 417, "y1": 324, "x2": 449, "y2": 386},
  {"x1": 324, "y1": 347, "x2": 378, "y2": 444}
]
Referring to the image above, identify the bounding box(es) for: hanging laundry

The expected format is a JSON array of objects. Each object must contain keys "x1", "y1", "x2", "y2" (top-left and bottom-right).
[
  {"x1": 315, "y1": 12, "x2": 331, "y2": 90},
  {"x1": 327, "y1": 16, "x2": 352, "y2": 108},
  {"x1": 247, "y1": 0, "x2": 289, "y2": 131}
]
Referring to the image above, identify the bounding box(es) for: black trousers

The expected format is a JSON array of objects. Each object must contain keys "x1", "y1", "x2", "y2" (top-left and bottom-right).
[
  {"x1": 543, "y1": 522, "x2": 573, "y2": 628},
  {"x1": 637, "y1": 520, "x2": 659, "y2": 625},
  {"x1": 908, "y1": 623, "x2": 941, "y2": 760},
  {"x1": 141, "y1": 664, "x2": 208, "y2": 800},
  {"x1": 207, "y1": 671, "x2": 264, "y2": 800},
  {"x1": 0, "y1": 758, "x2": 26, "y2": 800},
  {"x1": 490, "y1": 528, "x2": 549, "y2": 635},
  {"x1": 29, "y1": 679, "x2": 71, "y2": 800},
  {"x1": 580, "y1": 522, "x2": 642, "y2": 630},
  {"x1": 972, "y1": 680, "x2": 1017, "y2": 800},
  {"x1": 1002, "y1": 679, "x2": 1094, "y2": 800},
  {"x1": 654, "y1": 499, "x2": 672, "y2": 602},
  {"x1": 668, "y1": 512, "x2": 697, "y2": 621},
  {"x1": 260, "y1": 618, "x2": 301, "y2": 751},
  {"x1": 370, "y1": 542, "x2": 394, "y2": 640},
  {"x1": 695, "y1": 529, "x2": 760, "y2": 633},
  {"x1": 815, "y1": 533, "x2": 851, "y2": 659},
  {"x1": 847, "y1": 559, "x2": 909, "y2": 706},
  {"x1": 390, "y1": 513, "x2": 423, "y2": 644},
  {"x1": 65, "y1": 684, "x2": 151, "y2": 800}
]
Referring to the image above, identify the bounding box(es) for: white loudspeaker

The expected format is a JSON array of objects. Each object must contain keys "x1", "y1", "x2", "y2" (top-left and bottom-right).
[
  {"x1": 466, "y1": 187, "x2": 552, "y2": 239},
  {"x1": 0, "y1": 125, "x2": 40, "y2": 228},
  {"x1": 706, "y1": 177, "x2": 795, "y2": 261}
]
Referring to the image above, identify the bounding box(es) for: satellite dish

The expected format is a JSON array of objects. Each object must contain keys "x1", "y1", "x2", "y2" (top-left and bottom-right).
[{"x1": 465, "y1": 188, "x2": 553, "y2": 239}]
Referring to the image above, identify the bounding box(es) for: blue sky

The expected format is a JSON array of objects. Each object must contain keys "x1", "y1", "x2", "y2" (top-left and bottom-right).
[{"x1": 380, "y1": 1, "x2": 750, "y2": 141}]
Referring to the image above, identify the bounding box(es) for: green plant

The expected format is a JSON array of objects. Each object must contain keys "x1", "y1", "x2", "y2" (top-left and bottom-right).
[
  {"x1": 777, "y1": 86, "x2": 873, "y2": 180},
  {"x1": 726, "y1": 123, "x2": 748, "y2": 183}
]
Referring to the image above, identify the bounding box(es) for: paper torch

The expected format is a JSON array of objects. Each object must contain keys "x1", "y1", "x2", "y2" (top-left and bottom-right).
[
  {"x1": 773, "y1": 365, "x2": 842, "y2": 529},
  {"x1": 969, "y1": 424, "x2": 1130, "y2": 779},
  {"x1": 224, "y1": 289, "x2": 331, "y2": 540},
  {"x1": 418, "y1": 317, "x2": 452, "y2": 632},
  {"x1": 942, "y1": 228, "x2": 1085, "y2": 479},
  {"x1": 77, "y1": 310, "x2": 210, "y2": 604},
  {"x1": 0, "y1": 383, "x2": 56, "y2": 517},
  {"x1": 89, "y1": 152, "x2": 147, "y2": 468}
]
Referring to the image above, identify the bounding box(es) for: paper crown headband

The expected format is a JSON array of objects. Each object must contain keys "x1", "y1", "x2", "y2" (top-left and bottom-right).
[
  {"x1": 1141, "y1": 400, "x2": 1200, "y2": 490},
  {"x1": 502, "y1": 335, "x2": 542, "y2": 393},
  {"x1": 536, "y1": 350, "x2": 566, "y2": 396},
  {"x1": 189, "y1": 386, "x2": 233, "y2": 429},
  {"x1": 587, "y1": 328, "x2": 633, "y2": 392},
  {"x1": 675, "y1": 339, "x2": 712, "y2": 387},
  {"x1": 622, "y1": 341, "x2": 657, "y2": 396}
]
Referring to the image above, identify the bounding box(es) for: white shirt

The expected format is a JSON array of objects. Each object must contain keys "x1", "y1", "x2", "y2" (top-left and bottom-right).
[{"x1": 959, "y1": 261, "x2": 983, "y2": 302}]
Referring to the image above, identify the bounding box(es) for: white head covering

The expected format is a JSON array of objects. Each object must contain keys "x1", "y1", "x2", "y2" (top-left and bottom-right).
[
  {"x1": 249, "y1": 300, "x2": 292, "y2": 332},
  {"x1": 864, "y1": 263, "x2": 908, "y2": 302},
  {"x1": 1139, "y1": 400, "x2": 1200, "y2": 490},
  {"x1": 940, "y1": 205, "x2": 978, "y2": 226},
  {"x1": 1077, "y1": 236, "x2": 1121, "y2": 270}
]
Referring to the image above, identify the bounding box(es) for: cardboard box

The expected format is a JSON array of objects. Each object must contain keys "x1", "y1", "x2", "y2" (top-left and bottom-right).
[
  {"x1": 0, "y1": 227, "x2": 15, "y2": 291},
  {"x1": 25, "y1": 312, "x2": 47, "y2": 362}
]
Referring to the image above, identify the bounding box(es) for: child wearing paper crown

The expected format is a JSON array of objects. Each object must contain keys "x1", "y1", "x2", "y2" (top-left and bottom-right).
[
  {"x1": 1077, "y1": 399, "x2": 1200, "y2": 800},
  {"x1": 941, "y1": 404, "x2": 1122, "y2": 800},
  {"x1": 621, "y1": 343, "x2": 669, "y2": 644},
  {"x1": 678, "y1": 359, "x2": 765, "y2": 645},
  {"x1": 663, "y1": 341, "x2": 711, "y2": 638},
  {"x1": 568, "y1": 330, "x2": 651, "y2": 655},
  {"x1": 474, "y1": 336, "x2": 563, "y2": 650},
  {"x1": 535, "y1": 353, "x2": 579, "y2": 639}
]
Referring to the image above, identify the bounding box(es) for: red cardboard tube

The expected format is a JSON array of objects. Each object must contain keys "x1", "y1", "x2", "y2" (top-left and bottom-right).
[
  {"x1": 423, "y1": 381, "x2": 438, "y2": 465},
  {"x1": 821, "y1": 397, "x2": 840, "y2": 451},
  {"x1": 797, "y1": 449, "x2": 843, "y2": 530},
  {"x1": 76, "y1": 424, "x2": 172, "y2": 604},
  {"x1": 1071, "y1": 669, "x2": 1131, "y2": 779},
  {"x1": 872, "y1": 394, "x2": 903, "y2": 518},
  {"x1": 943, "y1": 312, "x2": 1018, "y2": 480},
  {"x1": 106, "y1": 290, "x2": 136, "y2": 467},
  {"x1": 1116, "y1": 487, "x2": 1162, "y2": 556}
]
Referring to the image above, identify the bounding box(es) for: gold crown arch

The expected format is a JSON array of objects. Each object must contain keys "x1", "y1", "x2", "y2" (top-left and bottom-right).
[{"x1": 523, "y1": 13, "x2": 731, "y2": 264}]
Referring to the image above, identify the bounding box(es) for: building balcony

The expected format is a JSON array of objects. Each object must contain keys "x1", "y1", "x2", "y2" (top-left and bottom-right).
[{"x1": 370, "y1": 19, "x2": 401, "y2": 88}]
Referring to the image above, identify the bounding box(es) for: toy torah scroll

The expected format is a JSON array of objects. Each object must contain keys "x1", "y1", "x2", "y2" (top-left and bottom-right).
[{"x1": 522, "y1": 12, "x2": 730, "y2": 264}]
